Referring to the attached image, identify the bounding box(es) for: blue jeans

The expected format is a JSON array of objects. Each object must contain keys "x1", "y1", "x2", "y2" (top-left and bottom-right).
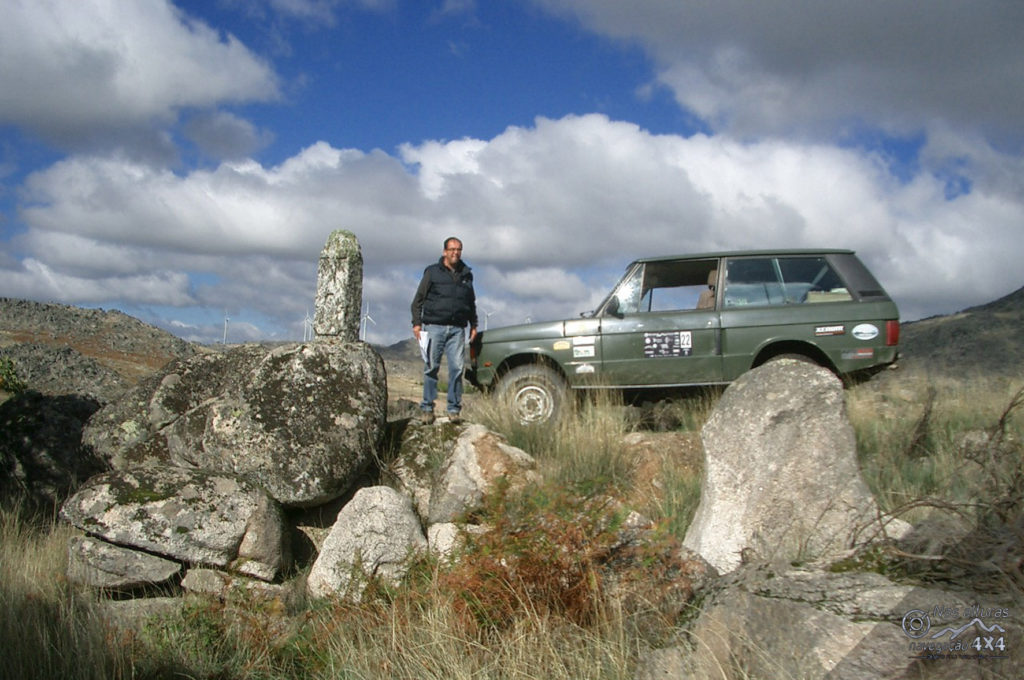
[{"x1": 421, "y1": 324, "x2": 467, "y2": 414}]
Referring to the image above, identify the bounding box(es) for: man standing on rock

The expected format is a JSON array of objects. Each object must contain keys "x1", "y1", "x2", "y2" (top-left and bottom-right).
[{"x1": 411, "y1": 236, "x2": 478, "y2": 424}]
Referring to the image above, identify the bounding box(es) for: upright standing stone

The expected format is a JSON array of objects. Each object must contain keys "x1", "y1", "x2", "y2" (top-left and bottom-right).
[
  {"x1": 314, "y1": 230, "x2": 362, "y2": 343},
  {"x1": 683, "y1": 360, "x2": 906, "y2": 574}
]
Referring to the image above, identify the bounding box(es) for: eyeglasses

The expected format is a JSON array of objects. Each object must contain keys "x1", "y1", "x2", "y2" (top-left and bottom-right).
[{"x1": 446, "y1": 247, "x2": 463, "y2": 252}]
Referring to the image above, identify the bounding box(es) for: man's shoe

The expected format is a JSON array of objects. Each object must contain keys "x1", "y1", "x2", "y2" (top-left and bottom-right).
[
  {"x1": 448, "y1": 412, "x2": 462, "y2": 424},
  {"x1": 419, "y1": 410, "x2": 435, "y2": 424}
]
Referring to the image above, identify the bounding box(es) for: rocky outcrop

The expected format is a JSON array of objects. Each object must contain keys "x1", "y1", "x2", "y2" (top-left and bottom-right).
[
  {"x1": 683, "y1": 360, "x2": 906, "y2": 574},
  {"x1": 181, "y1": 567, "x2": 292, "y2": 600},
  {"x1": 637, "y1": 360, "x2": 1011, "y2": 680},
  {"x1": 428, "y1": 424, "x2": 541, "y2": 523},
  {"x1": 640, "y1": 565, "x2": 1004, "y2": 680},
  {"x1": 55, "y1": 225, "x2": 391, "y2": 598},
  {"x1": 301, "y1": 417, "x2": 551, "y2": 603},
  {"x1": 83, "y1": 342, "x2": 387, "y2": 508},
  {"x1": 0, "y1": 297, "x2": 198, "y2": 399},
  {"x1": 67, "y1": 535, "x2": 182, "y2": 590},
  {"x1": 61, "y1": 466, "x2": 289, "y2": 582},
  {"x1": 389, "y1": 422, "x2": 541, "y2": 524},
  {"x1": 0, "y1": 343, "x2": 127, "y2": 404},
  {"x1": 1, "y1": 299, "x2": 198, "y2": 512},
  {"x1": 306, "y1": 486, "x2": 427, "y2": 601}
]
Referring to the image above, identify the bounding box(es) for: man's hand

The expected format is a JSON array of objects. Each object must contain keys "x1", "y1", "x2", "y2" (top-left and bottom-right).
[
  {"x1": 469, "y1": 327, "x2": 478, "y2": 342},
  {"x1": 413, "y1": 325, "x2": 422, "y2": 341}
]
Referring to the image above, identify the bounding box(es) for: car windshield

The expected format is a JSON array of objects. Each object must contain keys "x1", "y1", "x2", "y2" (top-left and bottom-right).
[{"x1": 593, "y1": 262, "x2": 642, "y2": 315}]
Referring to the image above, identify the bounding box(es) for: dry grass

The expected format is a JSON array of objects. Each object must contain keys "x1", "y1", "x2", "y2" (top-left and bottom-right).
[
  {"x1": 848, "y1": 373, "x2": 1024, "y2": 513},
  {"x1": 0, "y1": 504, "x2": 133, "y2": 680},
  {"x1": 847, "y1": 371, "x2": 1024, "y2": 597},
  {"x1": 3, "y1": 369, "x2": 1022, "y2": 679},
  {"x1": 469, "y1": 388, "x2": 638, "y2": 493}
]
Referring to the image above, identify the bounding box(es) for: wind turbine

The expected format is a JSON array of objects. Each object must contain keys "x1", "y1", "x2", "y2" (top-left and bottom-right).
[
  {"x1": 360, "y1": 302, "x2": 376, "y2": 341},
  {"x1": 302, "y1": 308, "x2": 313, "y2": 342},
  {"x1": 222, "y1": 311, "x2": 230, "y2": 345},
  {"x1": 483, "y1": 309, "x2": 494, "y2": 330}
]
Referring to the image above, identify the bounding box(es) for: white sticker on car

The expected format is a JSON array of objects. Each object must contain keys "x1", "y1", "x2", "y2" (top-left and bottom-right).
[
  {"x1": 573, "y1": 345, "x2": 596, "y2": 358},
  {"x1": 851, "y1": 323, "x2": 879, "y2": 340},
  {"x1": 643, "y1": 331, "x2": 692, "y2": 358}
]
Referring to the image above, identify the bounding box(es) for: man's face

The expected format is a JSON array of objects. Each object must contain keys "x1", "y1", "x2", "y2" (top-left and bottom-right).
[{"x1": 443, "y1": 240, "x2": 463, "y2": 269}]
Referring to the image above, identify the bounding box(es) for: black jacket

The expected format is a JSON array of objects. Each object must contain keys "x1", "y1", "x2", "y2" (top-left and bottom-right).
[{"x1": 411, "y1": 258, "x2": 478, "y2": 328}]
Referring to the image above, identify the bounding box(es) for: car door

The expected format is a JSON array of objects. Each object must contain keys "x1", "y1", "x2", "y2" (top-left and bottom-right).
[{"x1": 596, "y1": 258, "x2": 724, "y2": 387}]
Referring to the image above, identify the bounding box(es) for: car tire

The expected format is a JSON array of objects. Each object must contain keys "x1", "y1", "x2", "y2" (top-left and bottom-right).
[{"x1": 495, "y1": 364, "x2": 568, "y2": 425}]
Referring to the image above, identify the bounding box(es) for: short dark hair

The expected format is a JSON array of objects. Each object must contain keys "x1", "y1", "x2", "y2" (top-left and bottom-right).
[{"x1": 444, "y1": 236, "x2": 463, "y2": 250}]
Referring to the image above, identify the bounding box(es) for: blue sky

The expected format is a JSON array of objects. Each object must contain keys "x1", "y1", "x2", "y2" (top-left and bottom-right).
[{"x1": 2, "y1": 0, "x2": 1023, "y2": 345}]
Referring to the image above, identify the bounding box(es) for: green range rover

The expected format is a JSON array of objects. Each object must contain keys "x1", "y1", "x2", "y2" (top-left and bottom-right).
[{"x1": 468, "y1": 249, "x2": 899, "y2": 424}]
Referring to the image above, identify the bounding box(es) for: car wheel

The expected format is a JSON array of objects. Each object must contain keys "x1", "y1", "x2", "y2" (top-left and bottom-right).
[{"x1": 495, "y1": 364, "x2": 567, "y2": 425}]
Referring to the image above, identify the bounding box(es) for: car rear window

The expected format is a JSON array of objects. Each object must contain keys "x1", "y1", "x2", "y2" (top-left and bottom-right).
[
  {"x1": 722, "y1": 256, "x2": 853, "y2": 307},
  {"x1": 827, "y1": 253, "x2": 892, "y2": 300}
]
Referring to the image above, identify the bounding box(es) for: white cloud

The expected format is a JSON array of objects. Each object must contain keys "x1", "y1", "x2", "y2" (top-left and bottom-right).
[
  {"x1": 400, "y1": 137, "x2": 489, "y2": 200},
  {"x1": 1, "y1": 258, "x2": 195, "y2": 307},
  {"x1": 0, "y1": 0, "x2": 279, "y2": 145},
  {"x1": 6, "y1": 113, "x2": 1023, "y2": 342}
]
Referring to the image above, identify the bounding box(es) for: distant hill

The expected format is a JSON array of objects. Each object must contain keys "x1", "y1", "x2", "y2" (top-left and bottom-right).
[
  {"x1": 376, "y1": 337, "x2": 420, "y2": 364},
  {"x1": 896, "y1": 285, "x2": 1024, "y2": 377},
  {"x1": 0, "y1": 298, "x2": 198, "y2": 403}
]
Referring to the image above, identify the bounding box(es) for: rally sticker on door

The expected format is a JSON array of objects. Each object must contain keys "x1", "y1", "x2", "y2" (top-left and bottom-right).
[{"x1": 644, "y1": 331, "x2": 692, "y2": 358}]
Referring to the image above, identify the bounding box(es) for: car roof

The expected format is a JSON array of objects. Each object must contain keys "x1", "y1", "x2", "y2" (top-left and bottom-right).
[{"x1": 629, "y1": 248, "x2": 855, "y2": 266}]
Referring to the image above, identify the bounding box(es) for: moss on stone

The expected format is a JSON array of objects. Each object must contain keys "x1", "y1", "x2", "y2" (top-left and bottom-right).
[
  {"x1": 827, "y1": 545, "x2": 903, "y2": 577},
  {"x1": 107, "y1": 472, "x2": 176, "y2": 506},
  {"x1": 322, "y1": 230, "x2": 361, "y2": 258},
  {"x1": 119, "y1": 419, "x2": 142, "y2": 438}
]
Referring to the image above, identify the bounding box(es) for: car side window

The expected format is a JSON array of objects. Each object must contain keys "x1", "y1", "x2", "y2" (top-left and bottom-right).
[
  {"x1": 777, "y1": 257, "x2": 851, "y2": 303},
  {"x1": 723, "y1": 258, "x2": 777, "y2": 306},
  {"x1": 723, "y1": 256, "x2": 851, "y2": 307},
  {"x1": 640, "y1": 259, "x2": 718, "y2": 312}
]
